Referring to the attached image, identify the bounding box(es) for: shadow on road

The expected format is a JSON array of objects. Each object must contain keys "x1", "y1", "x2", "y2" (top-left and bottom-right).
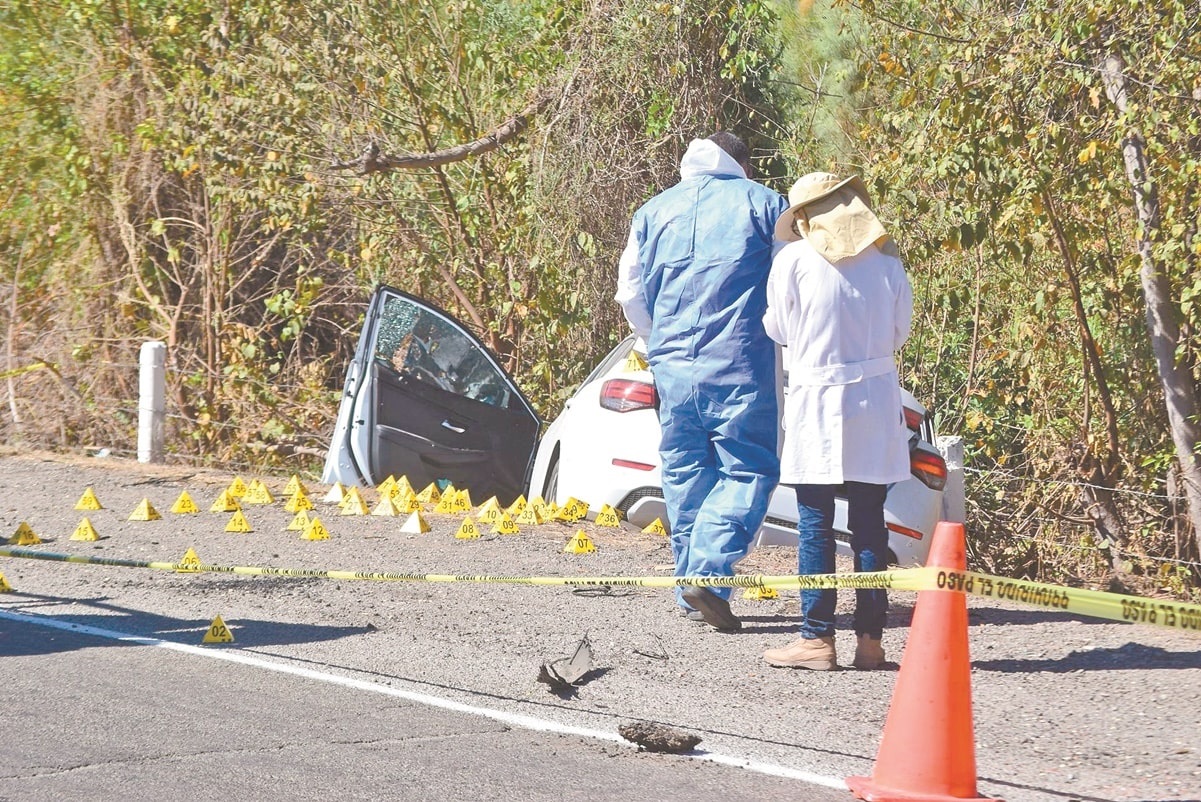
[
  {"x1": 973, "y1": 641, "x2": 1201, "y2": 672},
  {"x1": 983, "y1": 773, "x2": 1200, "y2": 802},
  {"x1": 731, "y1": 605, "x2": 1103, "y2": 634},
  {"x1": 965, "y1": 606, "x2": 1114, "y2": 627},
  {"x1": 0, "y1": 591, "x2": 373, "y2": 655}
]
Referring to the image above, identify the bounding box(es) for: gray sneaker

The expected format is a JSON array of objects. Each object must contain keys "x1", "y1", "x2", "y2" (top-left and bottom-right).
[{"x1": 680, "y1": 587, "x2": 741, "y2": 632}]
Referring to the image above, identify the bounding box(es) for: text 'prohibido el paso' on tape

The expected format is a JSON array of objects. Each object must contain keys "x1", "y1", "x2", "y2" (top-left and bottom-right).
[{"x1": 2, "y1": 546, "x2": 1199, "y2": 634}]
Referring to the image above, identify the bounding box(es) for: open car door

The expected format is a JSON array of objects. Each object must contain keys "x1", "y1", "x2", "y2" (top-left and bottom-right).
[{"x1": 322, "y1": 286, "x2": 541, "y2": 504}]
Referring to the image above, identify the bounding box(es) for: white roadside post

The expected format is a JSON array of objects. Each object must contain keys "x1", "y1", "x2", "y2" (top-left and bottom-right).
[
  {"x1": 138, "y1": 341, "x2": 166, "y2": 463},
  {"x1": 937, "y1": 435, "x2": 966, "y2": 524}
]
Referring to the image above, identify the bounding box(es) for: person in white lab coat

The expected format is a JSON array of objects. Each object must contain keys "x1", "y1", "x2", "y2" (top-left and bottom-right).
[{"x1": 761, "y1": 172, "x2": 913, "y2": 670}]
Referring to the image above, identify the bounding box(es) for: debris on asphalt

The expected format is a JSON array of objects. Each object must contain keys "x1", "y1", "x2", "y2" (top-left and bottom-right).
[
  {"x1": 618, "y1": 721, "x2": 702, "y2": 753},
  {"x1": 536, "y1": 634, "x2": 594, "y2": 693}
]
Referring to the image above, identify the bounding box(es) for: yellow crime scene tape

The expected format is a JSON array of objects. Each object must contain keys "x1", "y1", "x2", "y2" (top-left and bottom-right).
[
  {"x1": 934, "y1": 568, "x2": 1201, "y2": 634},
  {"x1": 2, "y1": 545, "x2": 1199, "y2": 635}
]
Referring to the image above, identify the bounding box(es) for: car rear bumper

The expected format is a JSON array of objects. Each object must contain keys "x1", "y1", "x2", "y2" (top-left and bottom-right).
[
  {"x1": 616, "y1": 486, "x2": 669, "y2": 530},
  {"x1": 619, "y1": 482, "x2": 939, "y2": 568}
]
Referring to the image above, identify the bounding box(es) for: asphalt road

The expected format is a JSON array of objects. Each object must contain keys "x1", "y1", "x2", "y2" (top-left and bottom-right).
[
  {"x1": 1, "y1": 615, "x2": 848, "y2": 802},
  {"x1": 1, "y1": 452, "x2": 1199, "y2": 802}
]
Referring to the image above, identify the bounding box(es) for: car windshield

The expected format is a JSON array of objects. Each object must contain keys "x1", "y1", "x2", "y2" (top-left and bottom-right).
[{"x1": 373, "y1": 294, "x2": 511, "y2": 408}]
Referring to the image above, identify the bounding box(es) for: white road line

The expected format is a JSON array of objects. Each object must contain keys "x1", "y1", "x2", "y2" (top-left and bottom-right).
[{"x1": 0, "y1": 606, "x2": 848, "y2": 790}]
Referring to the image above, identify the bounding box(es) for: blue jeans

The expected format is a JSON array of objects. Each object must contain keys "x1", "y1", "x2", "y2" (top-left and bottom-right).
[{"x1": 795, "y1": 482, "x2": 889, "y2": 640}]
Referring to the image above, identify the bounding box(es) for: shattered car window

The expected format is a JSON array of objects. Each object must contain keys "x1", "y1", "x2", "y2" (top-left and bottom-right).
[{"x1": 373, "y1": 295, "x2": 511, "y2": 408}]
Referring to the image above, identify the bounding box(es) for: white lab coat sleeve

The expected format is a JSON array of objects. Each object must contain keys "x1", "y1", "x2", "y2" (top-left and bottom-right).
[
  {"x1": 893, "y1": 265, "x2": 914, "y2": 351},
  {"x1": 762, "y1": 255, "x2": 792, "y2": 346},
  {"x1": 614, "y1": 227, "x2": 653, "y2": 339}
]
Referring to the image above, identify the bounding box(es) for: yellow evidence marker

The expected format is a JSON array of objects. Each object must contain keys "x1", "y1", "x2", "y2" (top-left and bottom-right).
[
  {"x1": 393, "y1": 475, "x2": 414, "y2": 499},
  {"x1": 224, "y1": 510, "x2": 253, "y2": 533},
  {"x1": 377, "y1": 475, "x2": 398, "y2": 499},
  {"x1": 514, "y1": 504, "x2": 544, "y2": 526},
  {"x1": 742, "y1": 586, "x2": 779, "y2": 601},
  {"x1": 642, "y1": 518, "x2": 669, "y2": 536},
  {"x1": 505, "y1": 494, "x2": 528, "y2": 517},
  {"x1": 491, "y1": 512, "x2": 520, "y2": 535},
  {"x1": 176, "y1": 547, "x2": 203, "y2": 573},
  {"x1": 226, "y1": 475, "x2": 249, "y2": 498},
  {"x1": 529, "y1": 496, "x2": 551, "y2": 519},
  {"x1": 241, "y1": 479, "x2": 274, "y2": 505},
  {"x1": 0, "y1": 571, "x2": 12, "y2": 592},
  {"x1": 623, "y1": 350, "x2": 649, "y2": 372},
  {"x1": 594, "y1": 504, "x2": 622, "y2": 527},
  {"x1": 286, "y1": 509, "x2": 311, "y2": 532},
  {"x1": 371, "y1": 494, "x2": 403, "y2": 517},
  {"x1": 454, "y1": 516, "x2": 480, "y2": 540},
  {"x1": 283, "y1": 473, "x2": 307, "y2": 496},
  {"x1": 70, "y1": 517, "x2": 100, "y2": 542},
  {"x1": 301, "y1": 516, "x2": 330, "y2": 541},
  {"x1": 340, "y1": 486, "x2": 370, "y2": 515},
  {"x1": 554, "y1": 497, "x2": 588, "y2": 522},
  {"x1": 434, "y1": 492, "x2": 458, "y2": 515},
  {"x1": 398, "y1": 490, "x2": 423, "y2": 513},
  {"x1": 202, "y1": 615, "x2": 234, "y2": 644},
  {"x1": 476, "y1": 497, "x2": 503, "y2": 524},
  {"x1": 8, "y1": 522, "x2": 42, "y2": 545},
  {"x1": 170, "y1": 490, "x2": 200, "y2": 514},
  {"x1": 452, "y1": 488, "x2": 473, "y2": 512},
  {"x1": 322, "y1": 481, "x2": 347, "y2": 504},
  {"x1": 210, "y1": 489, "x2": 241, "y2": 513},
  {"x1": 416, "y1": 482, "x2": 442, "y2": 504},
  {"x1": 400, "y1": 510, "x2": 432, "y2": 534},
  {"x1": 564, "y1": 530, "x2": 597, "y2": 554},
  {"x1": 128, "y1": 498, "x2": 162, "y2": 522},
  {"x1": 74, "y1": 486, "x2": 104, "y2": 511},
  {"x1": 284, "y1": 489, "x2": 313, "y2": 513}
]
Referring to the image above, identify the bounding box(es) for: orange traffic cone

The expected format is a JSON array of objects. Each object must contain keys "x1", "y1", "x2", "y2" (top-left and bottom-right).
[{"x1": 846, "y1": 521, "x2": 1001, "y2": 802}]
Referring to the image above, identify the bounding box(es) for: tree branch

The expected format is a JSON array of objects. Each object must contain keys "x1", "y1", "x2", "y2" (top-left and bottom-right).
[{"x1": 332, "y1": 91, "x2": 556, "y2": 175}]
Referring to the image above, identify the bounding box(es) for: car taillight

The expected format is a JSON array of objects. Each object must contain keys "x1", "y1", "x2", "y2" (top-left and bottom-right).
[
  {"x1": 903, "y1": 406, "x2": 923, "y2": 433},
  {"x1": 910, "y1": 449, "x2": 948, "y2": 491},
  {"x1": 886, "y1": 522, "x2": 925, "y2": 540},
  {"x1": 612, "y1": 459, "x2": 655, "y2": 471},
  {"x1": 600, "y1": 379, "x2": 657, "y2": 413}
]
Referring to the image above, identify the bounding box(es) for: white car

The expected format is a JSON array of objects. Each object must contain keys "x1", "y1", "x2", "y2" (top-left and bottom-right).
[
  {"x1": 526, "y1": 335, "x2": 949, "y2": 566},
  {"x1": 323, "y1": 287, "x2": 948, "y2": 566}
]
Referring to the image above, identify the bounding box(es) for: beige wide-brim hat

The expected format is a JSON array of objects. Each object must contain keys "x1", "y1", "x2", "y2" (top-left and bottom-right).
[
  {"x1": 774, "y1": 171, "x2": 892, "y2": 262},
  {"x1": 774, "y1": 172, "x2": 871, "y2": 243}
]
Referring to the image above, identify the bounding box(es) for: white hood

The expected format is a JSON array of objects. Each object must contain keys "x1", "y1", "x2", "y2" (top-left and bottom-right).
[{"x1": 678, "y1": 138, "x2": 747, "y2": 180}]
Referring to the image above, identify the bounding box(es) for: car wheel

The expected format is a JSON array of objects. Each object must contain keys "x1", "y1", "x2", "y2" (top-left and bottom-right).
[{"x1": 543, "y1": 453, "x2": 559, "y2": 501}]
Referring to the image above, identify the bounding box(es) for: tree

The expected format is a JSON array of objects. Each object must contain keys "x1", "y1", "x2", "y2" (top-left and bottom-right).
[
  {"x1": 0, "y1": 0, "x2": 789, "y2": 463},
  {"x1": 801, "y1": 0, "x2": 1201, "y2": 583},
  {"x1": 1100, "y1": 51, "x2": 1201, "y2": 571}
]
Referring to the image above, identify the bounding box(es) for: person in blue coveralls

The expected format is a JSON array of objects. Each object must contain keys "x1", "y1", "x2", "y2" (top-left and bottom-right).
[
  {"x1": 761, "y1": 172, "x2": 913, "y2": 670},
  {"x1": 615, "y1": 132, "x2": 789, "y2": 632}
]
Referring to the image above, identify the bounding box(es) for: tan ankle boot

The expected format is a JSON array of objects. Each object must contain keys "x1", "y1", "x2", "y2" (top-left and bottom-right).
[
  {"x1": 852, "y1": 634, "x2": 885, "y2": 670},
  {"x1": 763, "y1": 636, "x2": 837, "y2": 670}
]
